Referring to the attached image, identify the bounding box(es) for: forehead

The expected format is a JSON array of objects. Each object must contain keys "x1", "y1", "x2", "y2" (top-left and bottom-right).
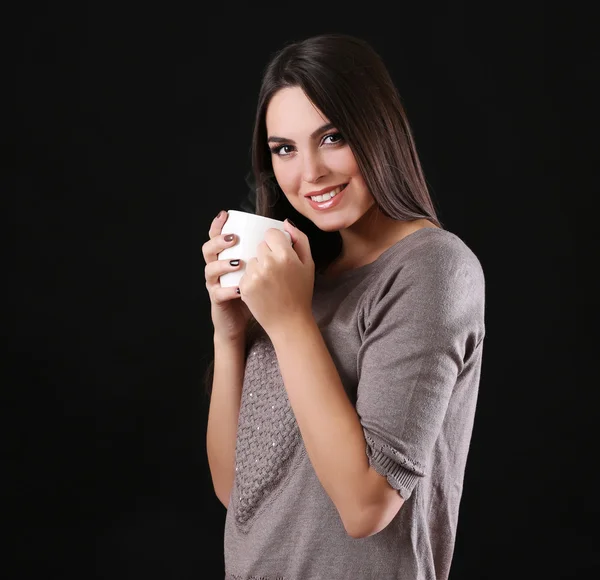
[{"x1": 266, "y1": 87, "x2": 329, "y2": 136}]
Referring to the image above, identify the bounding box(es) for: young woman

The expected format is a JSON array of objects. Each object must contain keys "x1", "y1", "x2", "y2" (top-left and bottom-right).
[{"x1": 203, "y1": 33, "x2": 485, "y2": 580}]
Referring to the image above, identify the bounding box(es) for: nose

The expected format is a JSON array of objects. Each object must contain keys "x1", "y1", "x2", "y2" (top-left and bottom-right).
[{"x1": 301, "y1": 149, "x2": 326, "y2": 183}]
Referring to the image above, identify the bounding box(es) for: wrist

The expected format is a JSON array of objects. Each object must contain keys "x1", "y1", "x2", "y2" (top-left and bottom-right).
[
  {"x1": 268, "y1": 311, "x2": 318, "y2": 346},
  {"x1": 213, "y1": 333, "x2": 246, "y2": 350}
]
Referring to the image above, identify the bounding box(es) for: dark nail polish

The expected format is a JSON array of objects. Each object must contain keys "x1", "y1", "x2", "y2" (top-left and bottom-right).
[
  {"x1": 229, "y1": 260, "x2": 240, "y2": 267},
  {"x1": 235, "y1": 288, "x2": 240, "y2": 294},
  {"x1": 224, "y1": 234, "x2": 234, "y2": 242}
]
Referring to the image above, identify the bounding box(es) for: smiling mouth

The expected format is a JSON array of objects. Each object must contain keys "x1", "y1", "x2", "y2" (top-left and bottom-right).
[{"x1": 307, "y1": 184, "x2": 347, "y2": 203}]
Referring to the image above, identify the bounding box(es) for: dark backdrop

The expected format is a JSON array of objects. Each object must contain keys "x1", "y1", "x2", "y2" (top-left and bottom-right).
[{"x1": 9, "y1": 4, "x2": 589, "y2": 580}]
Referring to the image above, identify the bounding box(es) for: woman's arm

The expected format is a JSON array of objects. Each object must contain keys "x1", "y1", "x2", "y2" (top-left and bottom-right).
[
  {"x1": 206, "y1": 335, "x2": 246, "y2": 508},
  {"x1": 269, "y1": 315, "x2": 404, "y2": 538}
]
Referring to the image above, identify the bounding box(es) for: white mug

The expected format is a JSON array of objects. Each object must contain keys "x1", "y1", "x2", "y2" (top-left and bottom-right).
[{"x1": 217, "y1": 210, "x2": 292, "y2": 288}]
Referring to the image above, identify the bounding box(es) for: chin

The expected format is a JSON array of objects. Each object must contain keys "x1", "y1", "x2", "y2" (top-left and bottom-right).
[
  {"x1": 314, "y1": 224, "x2": 342, "y2": 233},
  {"x1": 310, "y1": 214, "x2": 354, "y2": 233}
]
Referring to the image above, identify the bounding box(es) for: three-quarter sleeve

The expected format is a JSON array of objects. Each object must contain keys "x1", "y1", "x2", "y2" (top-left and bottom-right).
[{"x1": 356, "y1": 242, "x2": 485, "y2": 500}]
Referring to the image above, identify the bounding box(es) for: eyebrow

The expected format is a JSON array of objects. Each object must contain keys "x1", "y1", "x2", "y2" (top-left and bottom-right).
[{"x1": 267, "y1": 122, "x2": 336, "y2": 145}]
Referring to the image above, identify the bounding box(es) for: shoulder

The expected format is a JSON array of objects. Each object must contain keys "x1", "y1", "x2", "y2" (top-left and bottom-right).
[
  {"x1": 386, "y1": 228, "x2": 484, "y2": 288},
  {"x1": 365, "y1": 228, "x2": 485, "y2": 311},
  {"x1": 405, "y1": 227, "x2": 482, "y2": 272},
  {"x1": 361, "y1": 228, "x2": 486, "y2": 340}
]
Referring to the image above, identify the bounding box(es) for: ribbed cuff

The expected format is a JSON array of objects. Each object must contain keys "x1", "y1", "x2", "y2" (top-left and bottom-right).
[{"x1": 366, "y1": 446, "x2": 421, "y2": 499}]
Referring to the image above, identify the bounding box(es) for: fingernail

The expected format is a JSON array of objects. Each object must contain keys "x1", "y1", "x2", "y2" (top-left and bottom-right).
[
  {"x1": 235, "y1": 287, "x2": 240, "y2": 294},
  {"x1": 229, "y1": 260, "x2": 240, "y2": 267},
  {"x1": 216, "y1": 210, "x2": 225, "y2": 219},
  {"x1": 224, "y1": 234, "x2": 234, "y2": 242},
  {"x1": 286, "y1": 219, "x2": 296, "y2": 228}
]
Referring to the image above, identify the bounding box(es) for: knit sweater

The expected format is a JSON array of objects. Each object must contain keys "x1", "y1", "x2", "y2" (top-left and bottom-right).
[{"x1": 223, "y1": 227, "x2": 486, "y2": 580}]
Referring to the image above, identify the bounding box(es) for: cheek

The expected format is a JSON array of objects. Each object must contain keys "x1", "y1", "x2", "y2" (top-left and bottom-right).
[
  {"x1": 273, "y1": 160, "x2": 300, "y2": 193},
  {"x1": 330, "y1": 149, "x2": 370, "y2": 200},
  {"x1": 327, "y1": 148, "x2": 361, "y2": 177}
]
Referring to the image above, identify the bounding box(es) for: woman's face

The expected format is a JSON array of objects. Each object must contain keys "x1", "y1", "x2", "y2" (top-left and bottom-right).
[{"x1": 265, "y1": 86, "x2": 375, "y2": 232}]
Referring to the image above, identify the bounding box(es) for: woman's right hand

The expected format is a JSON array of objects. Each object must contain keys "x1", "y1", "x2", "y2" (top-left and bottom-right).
[{"x1": 203, "y1": 210, "x2": 253, "y2": 343}]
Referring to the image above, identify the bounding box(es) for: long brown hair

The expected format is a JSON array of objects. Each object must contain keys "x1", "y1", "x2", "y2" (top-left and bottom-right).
[{"x1": 204, "y1": 33, "x2": 441, "y2": 395}]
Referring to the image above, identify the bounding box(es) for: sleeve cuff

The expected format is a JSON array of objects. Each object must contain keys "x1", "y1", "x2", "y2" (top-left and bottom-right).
[{"x1": 364, "y1": 432, "x2": 425, "y2": 500}]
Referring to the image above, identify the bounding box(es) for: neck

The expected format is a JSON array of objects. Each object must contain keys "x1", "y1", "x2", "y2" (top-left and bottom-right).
[{"x1": 328, "y1": 207, "x2": 438, "y2": 274}]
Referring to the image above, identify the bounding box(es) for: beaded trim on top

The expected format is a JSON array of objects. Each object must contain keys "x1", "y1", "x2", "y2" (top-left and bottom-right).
[{"x1": 233, "y1": 332, "x2": 302, "y2": 527}]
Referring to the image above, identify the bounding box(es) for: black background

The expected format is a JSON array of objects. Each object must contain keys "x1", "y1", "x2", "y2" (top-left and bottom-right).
[{"x1": 9, "y1": 3, "x2": 591, "y2": 579}]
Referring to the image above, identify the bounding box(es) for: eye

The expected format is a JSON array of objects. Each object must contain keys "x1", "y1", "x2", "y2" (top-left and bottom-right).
[
  {"x1": 270, "y1": 144, "x2": 295, "y2": 157},
  {"x1": 322, "y1": 132, "x2": 344, "y2": 146}
]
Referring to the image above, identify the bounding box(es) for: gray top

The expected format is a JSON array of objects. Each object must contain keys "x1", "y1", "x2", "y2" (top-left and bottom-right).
[{"x1": 224, "y1": 227, "x2": 486, "y2": 580}]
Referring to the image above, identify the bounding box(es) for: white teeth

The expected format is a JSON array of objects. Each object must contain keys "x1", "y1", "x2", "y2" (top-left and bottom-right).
[{"x1": 310, "y1": 185, "x2": 344, "y2": 202}]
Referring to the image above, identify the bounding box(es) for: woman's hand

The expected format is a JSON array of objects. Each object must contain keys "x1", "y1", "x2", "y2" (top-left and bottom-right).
[
  {"x1": 238, "y1": 220, "x2": 315, "y2": 340},
  {"x1": 202, "y1": 211, "x2": 253, "y2": 343}
]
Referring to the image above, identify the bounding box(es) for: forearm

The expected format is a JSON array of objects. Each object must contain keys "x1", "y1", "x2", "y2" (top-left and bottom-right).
[
  {"x1": 206, "y1": 335, "x2": 246, "y2": 507},
  {"x1": 270, "y1": 316, "x2": 389, "y2": 535}
]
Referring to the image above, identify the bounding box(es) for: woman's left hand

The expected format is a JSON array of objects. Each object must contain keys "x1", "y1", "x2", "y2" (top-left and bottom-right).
[{"x1": 239, "y1": 219, "x2": 315, "y2": 339}]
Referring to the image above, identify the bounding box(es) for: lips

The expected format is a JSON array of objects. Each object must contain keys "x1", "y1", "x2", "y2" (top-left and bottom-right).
[
  {"x1": 306, "y1": 184, "x2": 348, "y2": 211},
  {"x1": 304, "y1": 183, "x2": 347, "y2": 198}
]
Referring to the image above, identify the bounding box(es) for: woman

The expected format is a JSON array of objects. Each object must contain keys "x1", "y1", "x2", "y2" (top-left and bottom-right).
[{"x1": 203, "y1": 33, "x2": 485, "y2": 580}]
